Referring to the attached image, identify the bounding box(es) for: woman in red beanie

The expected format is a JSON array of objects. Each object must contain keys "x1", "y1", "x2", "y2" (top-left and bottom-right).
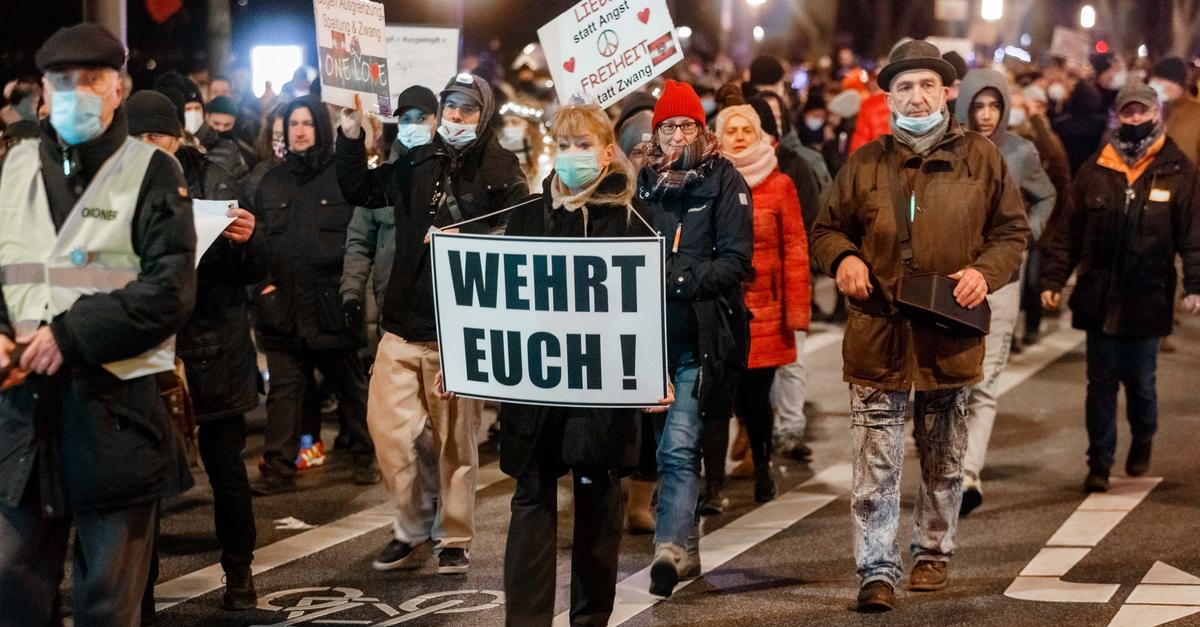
[
  {"x1": 714, "y1": 95, "x2": 811, "y2": 507},
  {"x1": 636, "y1": 79, "x2": 754, "y2": 598}
]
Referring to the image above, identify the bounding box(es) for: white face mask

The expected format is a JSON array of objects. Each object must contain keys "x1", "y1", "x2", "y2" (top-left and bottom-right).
[
  {"x1": 184, "y1": 109, "x2": 204, "y2": 135},
  {"x1": 1149, "y1": 81, "x2": 1172, "y2": 104},
  {"x1": 1047, "y1": 83, "x2": 1067, "y2": 102},
  {"x1": 397, "y1": 123, "x2": 433, "y2": 149},
  {"x1": 1108, "y1": 69, "x2": 1128, "y2": 90},
  {"x1": 502, "y1": 125, "x2": 526, "y2": 143},
  {"x1": 438, "y1": 120, "x2": 477, "y2": 148},
  {"x1": 1007, "y1": 107, "x2": 1027, "y2": 129}
]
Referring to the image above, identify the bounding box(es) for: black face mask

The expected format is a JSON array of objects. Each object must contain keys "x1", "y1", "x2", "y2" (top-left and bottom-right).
[
  {"x1": 219, "y1": 129, "x2": 237, "y2": 141},
  {"x1": 1117, "y1": 119, "x2": 1156, "y2": 143}
]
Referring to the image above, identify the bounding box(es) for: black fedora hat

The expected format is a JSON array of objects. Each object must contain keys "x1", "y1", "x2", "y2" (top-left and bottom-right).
[{"x1": 878, "y1": 40, "x2": 957, "y2": 92}]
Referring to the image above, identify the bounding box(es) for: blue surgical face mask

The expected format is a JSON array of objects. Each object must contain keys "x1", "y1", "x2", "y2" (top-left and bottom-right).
[
  {"x1": 894, "y1": 108, "x2": 945, "y2": 135},
  {"x1": 50, "y1": 90, "x2": 105, "y2": 146},
  {"x1": 555, "y1": 151, "x2": 602, "y2": 190}
]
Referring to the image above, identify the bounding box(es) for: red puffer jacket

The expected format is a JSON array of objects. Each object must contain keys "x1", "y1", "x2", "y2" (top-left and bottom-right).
[
  {"x1": 850, "y1": 92, "x2": 891, "y2": 155},
  {"x1": 745, "y1": 170, "x2": 811, "y2": 369}
]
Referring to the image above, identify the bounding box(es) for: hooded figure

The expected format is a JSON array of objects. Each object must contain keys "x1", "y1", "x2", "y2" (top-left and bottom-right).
[
  {"x1": 1052, "y1": 81, "x2": 1109, "y2": 174},
  {"x1": 953, "y1": 69, "x2": 1056, "y2": 516},
  {"x1": 956, "y1": 69, "x2": 1056, "y2": 241}
]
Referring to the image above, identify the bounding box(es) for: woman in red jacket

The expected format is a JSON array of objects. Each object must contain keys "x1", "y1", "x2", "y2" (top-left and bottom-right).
[{"x1": 715, "y1": 96, "x2": 811, "y2": 502}]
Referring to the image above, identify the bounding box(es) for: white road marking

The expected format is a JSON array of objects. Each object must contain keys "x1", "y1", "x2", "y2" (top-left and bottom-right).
[
  {"x1": 1109, "y1": 562, "x2": 1200, "y2": 627},
  {"x1": 1005, "y1": 476, "x2": 1161, "y2": 604},
  {"x1": 153, "y1": 463, "x2": 508, "y2": 612}
]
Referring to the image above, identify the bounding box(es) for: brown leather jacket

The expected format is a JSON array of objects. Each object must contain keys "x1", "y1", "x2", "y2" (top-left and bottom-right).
[{"x1": 812, "y1": 119, "x2": 1029, "y2": 391}]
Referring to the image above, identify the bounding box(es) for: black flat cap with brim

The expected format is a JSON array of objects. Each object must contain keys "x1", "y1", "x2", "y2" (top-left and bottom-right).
[
  {"x1": 878, "y1": 40, "x2": 957, "y2": 92},
  {"x1": 35, "y1": 23, "x2": 126, "y2": 73}
]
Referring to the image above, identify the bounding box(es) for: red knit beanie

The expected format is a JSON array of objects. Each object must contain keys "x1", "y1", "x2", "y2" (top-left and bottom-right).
[{"x1": 652, "y1": 80, "x2": 706, "y2": 130}]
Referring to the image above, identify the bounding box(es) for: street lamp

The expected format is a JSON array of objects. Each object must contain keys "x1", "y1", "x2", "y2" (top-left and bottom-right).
[
  {"x1": 981, "y1": 0, "x2": 1003, "y2": 22},
  {"x1": 677, "y1": 26, "x2": 693, "y2": 40},
  {"x1": 746, "y1": 0, "x2": 766, "y2": 5},
  {"x1": 1080, "y1": 4, "x2": 1096, "y2": 29}
]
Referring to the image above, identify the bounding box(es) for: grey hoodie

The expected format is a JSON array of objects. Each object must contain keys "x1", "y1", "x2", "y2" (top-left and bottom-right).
[{"x1": 955, "y1": 68, "x2": 1055, "y2": 241}]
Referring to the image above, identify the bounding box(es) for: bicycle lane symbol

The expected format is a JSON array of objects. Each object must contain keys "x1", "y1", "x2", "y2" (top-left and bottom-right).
[{"x1": 252, "y1": 587, "x2": 505, "y2": 626}]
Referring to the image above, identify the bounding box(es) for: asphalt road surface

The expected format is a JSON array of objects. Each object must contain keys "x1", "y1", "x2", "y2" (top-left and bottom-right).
[{"x1": 103, "y1": 310, "x2": 1200, "y2": 627}]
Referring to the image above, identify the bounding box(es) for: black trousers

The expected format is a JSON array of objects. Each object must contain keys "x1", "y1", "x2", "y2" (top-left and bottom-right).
[
  {"x1": 504, "y1": 462, "x2": 623, "y2": 627},
  {"x1": 735, "y1": 367, "x2": 778, "y2": 466},
  {"x1": 263, "y1": 347, "x2": 373, "y2": 475},
  {"x1": 143, "y1": 415, "x2": 258, "y2": 615}
]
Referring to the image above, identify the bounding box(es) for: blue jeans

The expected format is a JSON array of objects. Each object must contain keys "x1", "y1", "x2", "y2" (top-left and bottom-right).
[
  {"x1": 1085, "y1": 333, "x2": 1160, "y2": 472},
  {"x1": 654, "y1": 358, "x2": 702, "y2": 555},
  {"x1": 849, "y1": 384, "x2": 970, "y2": 587}
]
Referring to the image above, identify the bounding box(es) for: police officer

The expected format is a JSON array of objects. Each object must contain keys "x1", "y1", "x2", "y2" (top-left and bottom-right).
[{"x1": 0, "y1": 24, "x2": 196, "y2": 625}]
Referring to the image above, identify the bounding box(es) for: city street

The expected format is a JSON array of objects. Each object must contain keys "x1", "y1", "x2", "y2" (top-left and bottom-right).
[{"x1": 140, "y1": 311, "x2": 1200, "y2": 627}]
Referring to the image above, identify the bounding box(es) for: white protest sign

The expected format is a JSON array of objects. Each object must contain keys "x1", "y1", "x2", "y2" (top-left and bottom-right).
[
  {"x1": 1049, "y1": 27, "x2": 1092, "y2": 70},
  {"x1": 431, "y1": 233, "x2": 667, "y2": 407},
  {"x1": 538, "y1": 0, "x2": 684, "y2": 107},
  {"x1": 191, "y1": 199, "x2": 238, "y2": 269},
  {"x1": 313, "y1": 0, "x2": 392, "y2": 115},
  {"x1": 385, "y1": 25, "x2": 459, "y2": 100}
]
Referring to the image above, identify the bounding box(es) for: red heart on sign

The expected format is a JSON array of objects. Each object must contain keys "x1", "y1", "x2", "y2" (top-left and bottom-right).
[
  {"x1": 563, "y1": 57, "x2": 576, "y2": 73},
  {"x1": 637, "y1": 8, "x2": 650, "y2": 23},
  {"x1": 369, "y1": 64, "x2": 381, "y2": 82}
]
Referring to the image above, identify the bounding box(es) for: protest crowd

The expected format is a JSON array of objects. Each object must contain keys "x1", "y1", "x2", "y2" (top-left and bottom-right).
[{"x1": 1, "y1": 5, "x2": 1200, "y2": 626}]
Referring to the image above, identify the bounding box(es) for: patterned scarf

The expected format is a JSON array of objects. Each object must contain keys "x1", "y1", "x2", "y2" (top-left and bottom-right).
[
  {"x1": 639, "y1": 130, "x2": 722, "y2": 202},
  {"x1": 1114, "y1": 121, "x2": 1166, "y2": 166},
  {"x1": 889, "y1": 106, "x2": 953, "y2": 157}
]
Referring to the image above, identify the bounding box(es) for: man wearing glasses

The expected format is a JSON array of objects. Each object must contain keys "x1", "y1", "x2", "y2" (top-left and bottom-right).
[
  {"x1": 336, "y1": 73, "x2": 529, "y2": 575},
  {"x1": 0, "y1": 24, "x2": 197, "y2": 625}
]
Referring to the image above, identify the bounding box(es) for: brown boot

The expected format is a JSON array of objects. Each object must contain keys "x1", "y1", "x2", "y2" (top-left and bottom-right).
[
  {"x1": 908, "y1": 560, "x2": 949, "y2": 591},
  {"x1": 856, "y1": 581, "x2": 895, "y2": 612},
  {"x1": 625, "y1": 479, "x2": 656, "y2": 534}
]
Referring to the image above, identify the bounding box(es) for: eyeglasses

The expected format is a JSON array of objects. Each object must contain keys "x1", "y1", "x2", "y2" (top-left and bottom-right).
[{"x1": 658, "y1": 121, "x2": 700, "y2": 136}]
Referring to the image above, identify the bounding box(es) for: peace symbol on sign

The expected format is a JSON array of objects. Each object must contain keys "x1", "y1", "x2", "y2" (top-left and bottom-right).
[{"x1": 597, "y1": 29, "x2": 620, "y2": 57}]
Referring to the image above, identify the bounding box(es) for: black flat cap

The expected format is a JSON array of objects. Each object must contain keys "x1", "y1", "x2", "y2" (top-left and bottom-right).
[
  {"x1": 127, "y1": 90, "x2": 182, "y2": 137},
  {"x1": 878, "y1": 40, "x2": 957, "y2": 92},
  {"x1": 35, "y1": 23, "x2": 126, "y2": 72}
]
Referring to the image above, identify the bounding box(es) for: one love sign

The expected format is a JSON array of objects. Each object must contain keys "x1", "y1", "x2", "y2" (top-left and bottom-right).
[{"x1": 538, "y1": 0, "x2": 685, "y2": 107}]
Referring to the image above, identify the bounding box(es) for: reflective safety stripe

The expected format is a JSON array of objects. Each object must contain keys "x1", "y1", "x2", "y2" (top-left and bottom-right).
[
  {"x1": 0, "y1": 263, "x2": 44, "y2": 285},
  {"x1": 1, "y1": 263, "x2": 137, "y2": 290},
  {"x1": 12, "y1": 319, "x2": 41, "y2": 337}
]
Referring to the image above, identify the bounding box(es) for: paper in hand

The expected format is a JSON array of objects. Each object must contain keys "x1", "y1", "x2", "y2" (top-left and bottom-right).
[{"x1": 191, "y1": 200, "x2": 239, "y2": 269}]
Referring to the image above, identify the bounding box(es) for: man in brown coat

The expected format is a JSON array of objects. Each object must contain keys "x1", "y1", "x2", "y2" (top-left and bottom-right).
[
  {"x1": 811, "y1": 40, "x2": 1029, "y2": 613},
  {"x1": 1148, "y1": 57, "x2": 1200, "y2": 166}
]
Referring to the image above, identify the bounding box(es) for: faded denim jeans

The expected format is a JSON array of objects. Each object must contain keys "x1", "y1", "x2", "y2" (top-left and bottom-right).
[
  {"x1": 850, "y1": 384, "x2": 970, "y2": 587},
  {"x1": 654, "y1": 357, "x2": 702, "y2": 557}
]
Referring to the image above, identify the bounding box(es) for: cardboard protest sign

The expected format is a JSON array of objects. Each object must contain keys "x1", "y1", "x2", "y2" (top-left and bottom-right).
[
  {"x1": 431, "y1": 233, "x2": 667, "y2": 407},
  {"x1": 385, "y1": 25, "x2": 459, "y2": 100},
  {"x1": 538, "y1": 0, "x2": 684, "y2": 107},
  {"x1": 1049, "y1": 27, "x2": 1092, "y2": 70},
  {"x1": 313, "y1": 0, "x2": 392, "y2": 115}
]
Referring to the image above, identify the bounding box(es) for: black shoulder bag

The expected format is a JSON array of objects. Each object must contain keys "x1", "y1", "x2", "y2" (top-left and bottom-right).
[{"x1": 887, "y1": 154, "x2": 991, "y2": 337}]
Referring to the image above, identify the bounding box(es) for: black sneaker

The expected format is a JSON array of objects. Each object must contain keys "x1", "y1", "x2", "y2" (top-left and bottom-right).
[
  {"x1": 352, "y1": 462, "x2": 382, "y2": 485},
  {"x1": 372, "y1": 539, "x2": 426, "y2": 571},
  {"x1": 649, "y1": 548, "x2": 681, "y2": 597},
  {"x1": 249, "y1": 471, "x2": 297, "y2": 496},
  {"x1": 438, "y1": 548, "x2": 470, "y2": 574},
  {"x1": 222, "y1": 568, "x2": 257, "y2": 611},
  {"x1": 782, "y1": 442, "x2": 813, "y2": 462},
  {"x1": 1083, "y1": 471, "x2": 1110, "y2": 493},
  {"x1": 960, "y1": 473, "x2": 982, "y2": 517},
  {"x1": 754, "y1": 463, "x2": 777, "y2": 503},
  {"x1": 1126, "y1": 439, "x2": 1152, "y2": 477}
]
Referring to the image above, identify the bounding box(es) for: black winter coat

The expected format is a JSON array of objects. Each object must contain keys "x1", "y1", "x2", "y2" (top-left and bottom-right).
[
  {"x1": 0, "y1": 110, "x2": 196, "y2": 513},
  {"x1": 498, "y1": 173, "x2": 650, "y2": 477},
  {"x1": 175, "y1": 147, "x2": 268, "y2": 420},
  {"x1": 1040, "y1": 137, "x2": 1200, "y2": 337},
  {"x1": 636, "y1": 155, "x2": 753, "y2": 412},
  {"x1": 336, "y1": 129, "x2": 530, "y2": 342},
  {"x1": 254, "y1": 162, "x2": 362, "y2": 351}
]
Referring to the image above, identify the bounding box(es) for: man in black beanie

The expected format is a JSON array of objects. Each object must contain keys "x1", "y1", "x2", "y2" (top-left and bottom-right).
[
  {"x1": 158, "y1": 71, "x2": 249, "y2": 181},
  {"x1": 208, "y1": 94, "x2": 258, "y2": 170},
  {"x1": 0, "y1": 24, "x2": 196, "y2": 626},
  {"x1": 127, "y1": 89, "x2": 265, "y2": 613},
  {"x1": 1149, "y1": 57, "x2": 1200, "y2": 165}
]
